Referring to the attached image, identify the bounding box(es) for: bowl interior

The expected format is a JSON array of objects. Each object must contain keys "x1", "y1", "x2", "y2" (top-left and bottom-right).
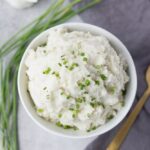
[{"x1": 18, "y1": 23, "x2": 137, "y2": 138}]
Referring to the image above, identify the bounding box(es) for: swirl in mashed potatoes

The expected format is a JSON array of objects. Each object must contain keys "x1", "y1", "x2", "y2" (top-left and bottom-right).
[{"x1": 25, "y1": 27, "x2": 129, "y2": 132}]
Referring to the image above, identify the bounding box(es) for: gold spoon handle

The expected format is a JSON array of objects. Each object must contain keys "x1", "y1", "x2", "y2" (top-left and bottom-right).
[{"x1": 107, "y1": 89, "x2": 150, "y2": 150}]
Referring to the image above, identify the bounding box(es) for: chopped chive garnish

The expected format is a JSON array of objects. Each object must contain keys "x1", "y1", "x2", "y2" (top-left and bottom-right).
[
  {"x1": 72, "y1": 109, "x2": 80, "y2": 118},
  {"x1": 58, "y1": 63, "x2": 62, "y2": 67},
  {"x1": 85, "y1": 79, "x2": 91, "y2": 86},
  {"x1": 91, "y1": 97, "x2": 96, "y2": 101},
  {"x1": 61, "y1": 55, "x2": 65, "y2": 58},
  {"x1": 98, "y1": 102, "x2": 105, "y2": 108},
  {"x1": 87, "y1": 126, "x2": 97, "y2": 132},
  {"x1": 68, "y1": 66, "x2": 74, "y2": 71},
  {"x1": 77, "y1": 78, "x2": 91, "y2": 90},
  {"x1": 100, "y1": 74, "x2": 107, "y2": 80},
  {"x1": 43, "y1": 67, "x2": 51, "y2": 74},
  {"x1": 60, "y1": 92, "x2": 64, "y2": 95},
  {"x1": 52, "y1": 71, "x2": 60, "y2": 78},
  {"x1": 55, "y1": 72, "x2": 60, "y2": 78},
  {"x1": 63, "y1": 60, "x2": 68, "y2": 65},
  {"x1": 73, "y1": 63, "x2": 79, "y2": 67},
  {"x1": 60, "y1": 90, "x2": 71, "y2": 99},
  {"x1": 94, "y1": 65, "x2": 101, "y2": 69},
  {"x1": 62, "y1": 58, "x2": 68, "y2": 65},
  {"x1": 66, "y1": 95, "x2": 71, "y2": 99},
  {"x1": 108, "y1": 86, "x2": 116, "y2": 94},
  {"x1": 37, "y1": 108, "x2": 44, "y2": 113},
  {"x1": 69, "y1": 108, "x2": 74, "y2": 111},
  {"x1": 82, "y1": 97, "x2": 86, "y2": 102},
  {"x1": 58, "y1": 114, "x2": 62, "y2": 118},
  {"x1": 90, "y1": 102, "x2": 97, "y2": 108},
  {"x1": 43, "y1": 87, "x2": 47, "y2": 90},
  {"x1": 122, "y1": 89, "x2": 126, "y2": 96},
  {"x1": 76, "y1": 98, "x2": 83, "y2": 103},
  {"x1": 114, "y1": 109, "x2": 118, "y2": 113},
  {"x1": 107, "y1": 114, "x2": 114, "y2": 120},
  {"x1": 95, "y1": 80, "x2": 100, "y2": 85},
  {"x1": 90, "y1": 101, "x2": 103, "y2": 108},
  {"x1": 72, "y1": 114, "x2": 76, "y2": 118},
  {"x1": 63, "y1": 125, "x2": 72, "y2": 129},
  {"x1": 56, "y1": 122, "x2": 77, "y2": 130},
  {"x1": 72, "y1": 111, "x2": 77, "y2": 118},
  {"x1": 83, "y1": 57, "x2": 88, "y2": 62},
  {"x1": 40, "y1": 43, "x2": 47, "y2": 47},
  {"x1": 76, "y1": 104, "x2": 80, "y2": 109},
  {"x1": 80, "y1": 52, "x2": 85, "y2": 56},
  {"x1": 120, "y1": 101, "x2": 125, "y2": 107},
  {"x1": 46, "y1": 95, "x2": 50, "y2": 99},
  {"x1": 56, "y1": 122, "x2": 63, "y2": 127},
  {"x1": 84, "y1": 91, "x2": 88, "y2": 94},
  {"x1": 71, "y1": 51, "x2": 75, "y2": 55},
  {"x1": 68, "y1": 63, "x2": 79, "y2": 71},
  {"x1": 78, "y1": 82, "x2": 85, "y2": 90}
]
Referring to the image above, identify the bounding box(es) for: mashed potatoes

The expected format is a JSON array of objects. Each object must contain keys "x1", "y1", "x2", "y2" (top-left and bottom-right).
[{"x1": 25, "y1": 27, "x2": 129, "y2": 132}]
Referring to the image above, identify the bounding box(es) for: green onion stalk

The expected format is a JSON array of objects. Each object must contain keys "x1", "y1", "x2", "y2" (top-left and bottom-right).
[{"x1": 0, "y1": 0, "x2": 103, "y2": 149}]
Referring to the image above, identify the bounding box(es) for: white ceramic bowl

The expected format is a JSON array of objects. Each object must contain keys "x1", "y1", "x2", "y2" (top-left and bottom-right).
[{"x1": 18, "y1": 23, "x2": 137, "y2": 138}]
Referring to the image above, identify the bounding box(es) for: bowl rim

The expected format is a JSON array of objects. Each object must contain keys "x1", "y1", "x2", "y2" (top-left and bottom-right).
[{"x1": 18, "y1": 22, "x2": 137, "y2": 138}]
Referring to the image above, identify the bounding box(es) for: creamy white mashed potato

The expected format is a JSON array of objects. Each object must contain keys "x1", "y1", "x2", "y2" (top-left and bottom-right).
[{"x1": 25, "y1": 27, "x2": 129, "y2": 132}]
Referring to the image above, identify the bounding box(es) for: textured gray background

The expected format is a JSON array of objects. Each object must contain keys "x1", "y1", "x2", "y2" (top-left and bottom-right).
[{"x1": 0, "y1": 0, "x2": 150, "y2": 150}]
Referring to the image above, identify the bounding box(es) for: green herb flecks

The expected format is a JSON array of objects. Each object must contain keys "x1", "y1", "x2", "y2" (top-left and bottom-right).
[
  {"x1": 90, "y1": 101, "x2": 104, "y2": 108},
  {"x1": 120, "y1": 100, "x2": 125, "y2": 107},
  {"x1": 76, "y1": 103, "x2": 80, "y2": 109},
  {"x1": 62, "y1": 59, "x2": 68, "y2": 65},
  {"x1": 43, "y1": 67, "x2": 51, "y2": 74},
  {"x1": 56, "y1": 122, "x2": 77, "y2": 130},
  {"x1": 83, "y1": 57, "x2": 88, "y2": 62},
  {"x1": 60, "y1": 91, "x2": 65, "y2": 95},
  {"x1": 69, "y1": 104, "x2": 80, "y2": 118},
  {"x1": 37, "y1": 108, "x2": 44, "y2": 113},
  {"x1": 72, "y1": 109, "x2": 80, "y2": 118},
  {"x1": 43, "y1": 87, "x2": 47, "y2": 90},
  {"x1": 60, "y1": 89, "x2": 72, "y2": 99},
  {"x1": 52, "y1": 71, "x2": 60, "y2": 78},
  {"x1": 107, "y1": 114, "x2": 114, "y2": 120},
  {"x1": 94, "y1": 80, "x2": 100, "y2": 85},
  {"x1": 84, "y1": 91, "x2": 88, "y2": 94},
  {"x1": 87, "y1": 123, "x2": 97, "y2": 132},
  {"x1": 122, "y1": 89, "x2": 126, "y2": 96},
  {"x1": 107, "y1": 86, "x2": 116, "y2": 94},
  {"x1": 77, "y1": 82, "x2": 85, "y2": 90},
  {"x1": 58, "y1": 63, "x2": 62, "y2": 67},
  {"x1": 56, "y1": 121, "x2": 63, "y2": 127},
  {"x1": 91, "y1": 97, "x2": 96, "y2": 101},
  {"x1": 66, "y1": 95, "x2": 72, "y2": 99},
  {"x1": 94, "y1": 64, "x2": 101, "y2": 69},
  {"x1": 76, "y1": 97, "x2": 83, "y2": 103},
  {"x1": 90, "y1": 102, "x2": 97, "y2": 108},
  {"x1": 68, "y1": 63, "x2": 79, "y2": 71},
  {"x1": 80, "y1": 52, "x2": 85, "y2": 56},
  {"x1": 58, "y1": 113, "x2": 62, "y2": 118},
  {"x1": 85, "y1": 79, "x2": 91, "y2": 86},
  {"x1": 100, "y1": 74, "x2": 107, "y2": 80},
  {"x1": 77, "y1": 78, "x2": 91, "y2": 90}
]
